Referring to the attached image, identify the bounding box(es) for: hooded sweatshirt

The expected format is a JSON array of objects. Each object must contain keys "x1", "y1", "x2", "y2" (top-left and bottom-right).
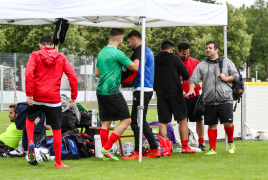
[
  {"x1": 189, "y1": 56, "x2": 239, "y2": 105},
  {"x1": 25, "y1": 47, "x2": 78, "y2": 104},
  {"x1": 154, "y1": 51, "x2": 189, "y2": 99}
]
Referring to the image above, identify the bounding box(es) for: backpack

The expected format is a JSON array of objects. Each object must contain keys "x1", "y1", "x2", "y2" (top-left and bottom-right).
[
  {"x1": 37, "y1": 135, "x2": 81, "y2": 160},
  {"x1": 219, "y1": 56, "x2": 244, "y2": 112},
  {"x1": 121, "y1": 64, "x2": 140, "y2": 87}
]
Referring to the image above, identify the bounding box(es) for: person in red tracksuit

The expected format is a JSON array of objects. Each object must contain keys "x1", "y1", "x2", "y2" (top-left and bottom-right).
[
  {"x1": 25, "y1": 34, "x2": 78, "y2": 168},
  {"x1": 178, "y1": 41, "x2": 207, "y2": 151}
]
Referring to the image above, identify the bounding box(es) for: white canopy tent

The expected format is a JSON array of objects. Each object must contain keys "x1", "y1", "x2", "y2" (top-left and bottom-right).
[{"x1": 0, "y1": 0, "x2": 228, "y2": 162}]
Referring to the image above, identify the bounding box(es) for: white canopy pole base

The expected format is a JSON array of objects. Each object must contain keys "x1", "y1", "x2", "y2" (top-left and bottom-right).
[
  {"x1": 138, "y1": 16, "x2": 146, "y2": 162},
  {"x1": 224, "y1": 25, "x2": 228, "y2": 151}
]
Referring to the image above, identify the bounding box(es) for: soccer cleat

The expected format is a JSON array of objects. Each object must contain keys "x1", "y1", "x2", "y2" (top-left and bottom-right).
[
  {"x1": 101, "y1": 147, "x2": 119, "y2": 161},
  {"x1": 181, "y1": 147, "x2": 196, "y2": 154},
  {"x1": 205, "y1": 147, "x2": 217, "y2": 155},
  {"x1": 122, "y1": 151, "x2": 140, "y2": 160},
  {"x1": 143, "y1": 150, "x2": 162, "y2": 158},
  {"x1": 54, "y1": 162, "x2": 69, "y2": 168},
  {"x1": 199, "y1": 143, "x2": 207, "y2": 151},
  {"x1": 228, "y1": 143, "x2": 236, "y2": 154},
  {"x1": 28, "y1": 140, "x2": 36, "y2": 163}
]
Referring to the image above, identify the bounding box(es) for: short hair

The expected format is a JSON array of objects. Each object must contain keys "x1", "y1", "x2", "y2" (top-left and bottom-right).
[
  {"x1": 9, "y1": 104, "x2": 17, "y2": 114},
  {"x1": 178, "y1": 41, "x2": 191, "y2": 52},
  {"x1": 40, "y1": 34, "x2": 53, "y2": 46},
  {"x1": 206, "y1": 41, "x2": 219, "y2": 50},
  {"x1": 126, "y1": 30, "x2": 141, "y2": 39},
  {"x1": 109, "y1": 28, "x2": 124, "y2": 41},
  {"x1": 161, "y1": 41, "x2": 173, "y2": 50}
]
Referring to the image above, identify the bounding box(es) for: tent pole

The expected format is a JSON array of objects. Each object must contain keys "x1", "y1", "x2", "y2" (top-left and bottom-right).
[
  {"x1": 224, "y1": 25, "x2": 228, "y2": 151},
  {"x1": 138, "y1": 16, "x2": 146, "y2": 162}
]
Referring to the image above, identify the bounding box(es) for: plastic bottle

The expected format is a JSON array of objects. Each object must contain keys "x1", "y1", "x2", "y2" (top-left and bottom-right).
[
  {"x1": 18, "y1": 138, "x2": 23, "y2": 154},
  {"x1": 174, "y1": 148, "x2": 182, "y2": 152},
  {"x1": 92, "y1": 106, "x2": 98, "y2": 127},
  {"x1": 111, "y1": 121, "x2": 115, "y2": 127},
  {"x1": 243, "y1": 136, "x2": 256, "y2": 141}
]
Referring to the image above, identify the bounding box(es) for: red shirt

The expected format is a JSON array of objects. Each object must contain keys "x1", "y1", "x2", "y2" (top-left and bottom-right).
[
  {"x1": 25, "y1": 47, "x2": 78, "y2": 104},
  {"x1": 180, "y1": 56, "x2": 201, "y2": 97}
]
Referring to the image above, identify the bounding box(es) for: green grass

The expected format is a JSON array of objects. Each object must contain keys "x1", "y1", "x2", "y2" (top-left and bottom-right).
[{"x1": 1, "y1": 111, "x2": 268, "y2": 180}]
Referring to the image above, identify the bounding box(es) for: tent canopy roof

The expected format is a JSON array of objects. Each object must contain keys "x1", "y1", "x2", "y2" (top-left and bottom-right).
[{"x1": 0, "y1": 0, "x2": 227, "y2": 27}]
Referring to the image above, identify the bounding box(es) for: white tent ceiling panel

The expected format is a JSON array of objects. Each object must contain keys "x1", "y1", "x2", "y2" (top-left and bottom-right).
[{"x1": 0, "y1": 0, "x2": 227, "y2": 27}]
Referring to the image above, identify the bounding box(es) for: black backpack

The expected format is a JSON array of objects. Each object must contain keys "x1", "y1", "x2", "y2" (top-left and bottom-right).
[{"x1": 219, "y1": 56, "x2": 244, "y2": 111}]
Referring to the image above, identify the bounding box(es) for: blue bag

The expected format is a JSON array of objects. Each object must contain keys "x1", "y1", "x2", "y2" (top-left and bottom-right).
[{"x1": 37, "y1": 135, "x2": 80, "y2": 160}]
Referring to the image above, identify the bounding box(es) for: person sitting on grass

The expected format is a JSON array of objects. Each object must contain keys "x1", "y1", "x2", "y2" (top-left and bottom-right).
[{"x1": 0, "y1": 104, "x2": 23, "y2": 150}]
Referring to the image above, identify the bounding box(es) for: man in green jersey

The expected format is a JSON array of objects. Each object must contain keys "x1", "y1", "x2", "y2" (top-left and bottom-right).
[
  {"x1": 95, "y1": 28, "x2": 139, "y2": 161},
  {"x1": 0, "y1": 104, "x2": 23, "y2": 149}
]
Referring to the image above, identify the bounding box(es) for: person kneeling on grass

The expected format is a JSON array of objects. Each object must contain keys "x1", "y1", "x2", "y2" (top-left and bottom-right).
[
  {"x1": 0, "y1": 105, "x2": 23, "y2": 151},
  {"x1": 154, "y1": 41, "x2": 196, "y2": 154},
  {"x1": 186, "y1": 41, "x2": 238, "y2": 155},
  {"x1": 25, "y1": 34, "x2": 78, "y2": 168},
  {"x1": 95, "y1": 28, "x2": 139, "y2": 161}
]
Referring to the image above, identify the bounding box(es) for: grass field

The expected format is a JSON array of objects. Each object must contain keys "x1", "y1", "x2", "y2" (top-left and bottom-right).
[{"x1": 0, "y1": 110, "x2": 268, "y2": 180}]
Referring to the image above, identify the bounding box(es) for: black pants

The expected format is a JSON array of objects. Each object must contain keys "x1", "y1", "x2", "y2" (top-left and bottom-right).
[{"x1": 131, "y1": 91, "x2": 157, "y2": 151}]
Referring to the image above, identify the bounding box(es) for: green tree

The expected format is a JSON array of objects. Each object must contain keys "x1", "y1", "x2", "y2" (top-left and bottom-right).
[
  {"x1": 196, "y1": 3, "x2": 252, "y2": 67},
  {"x1": 244, "y1": 0, "x2": 268, "y2": 79},
  {"x1": 0, "y1": 24, "x2": 84, "y2": 56},
  {"x1": 147, "y1": 27, "x2": 200, "y2": 58}
]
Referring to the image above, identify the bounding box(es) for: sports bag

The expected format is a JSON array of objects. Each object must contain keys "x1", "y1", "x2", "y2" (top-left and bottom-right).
[
  {"x1": 219, "y1": 56, "x2": 244, "y2": 111},
  {"x1": 121, "y1": 64, "x2": 140, "y2": 87},
  {"x1": 192, "y1": 94, "x2": 204, "y2": 115},
  {"x1": 37, "y1": 135, "x2": 81, "y2": 160}
]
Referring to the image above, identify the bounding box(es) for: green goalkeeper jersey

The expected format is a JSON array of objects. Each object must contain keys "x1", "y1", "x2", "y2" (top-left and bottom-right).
[{"x1": 96, "y1": 46, "x2": 131, "y2": 95}]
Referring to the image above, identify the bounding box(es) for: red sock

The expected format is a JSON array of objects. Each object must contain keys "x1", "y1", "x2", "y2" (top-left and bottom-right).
[
  {"x1": 181, "y1": 140, "x2": 188, "y2": 149},
  {"x1": 104, "y1": 133, "x2": 119, "y2": 150},
  {"x1": 52, "y1": 129, "x2": 62, "y2": 165},
  {"x1": 208, "y1": 129, "x2": 217, "y2": 150},
  {"x1": 26, "y1": 117, "x2": 35, "y2": 146},
  {"x1": 198, "y1": 138, "x2": 205, "y2": 145},
  {"x1": 100, "y1": 128, "x2": 109, "y2": 147},
  {"x1": 224, "y1": 124, "x2": 234, "y2": 143}
]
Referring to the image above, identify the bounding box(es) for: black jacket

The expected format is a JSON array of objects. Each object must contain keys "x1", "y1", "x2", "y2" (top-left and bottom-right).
[{"x1": 154, "y1": 52, "x2": 189, "y2": 98}]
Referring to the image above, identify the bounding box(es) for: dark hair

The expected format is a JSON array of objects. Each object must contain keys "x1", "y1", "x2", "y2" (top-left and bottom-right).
[
  {"x1": 126, "y1": 30, "x2": 141, "y2": 39},
  {"x1": 109, "y1": 28, "x2": 124, "y2": 37},
  {"x1": 206, "y1": 41, "x2": 219, "y2": 50},
  {"x1": 178, "y1": 41, "x2": 190, "y2": 51},
  {"x1": 161, "y1": 41, "x2": 173, "y2": 50},
  {"x1": 40, "y1": 34, "x2": 53, "y2": 46},
  {"x1": 9, "y1": 104, "x2": 17, "y2": 114}
]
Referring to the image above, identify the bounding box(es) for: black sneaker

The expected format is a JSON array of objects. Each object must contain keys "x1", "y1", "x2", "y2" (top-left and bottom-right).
[{"x1": 199, "y1": 143, "x2": 207, "y2": 151}]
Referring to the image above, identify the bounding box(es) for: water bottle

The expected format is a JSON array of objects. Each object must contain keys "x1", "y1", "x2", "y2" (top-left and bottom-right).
[
  {"x1": 92, "y1": 106, "x2": 98, "y2": 127},
  {"x1": 243, "y1": 136, "x2": 257, "y2": 141},
  {"x1": 174, "y1": 148, "x2": 182, "y2": 152},
  {"x1": 18, "y1": 138, "x2": 23, "y2": 154},
  {"x1": 111, "y1": 121, "x2": 115, "y2": 127}
]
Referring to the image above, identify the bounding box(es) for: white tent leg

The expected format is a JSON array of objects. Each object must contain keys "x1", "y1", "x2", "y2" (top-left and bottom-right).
[
  {"x1": 224, "y1": 25, "x2": 228, "y2": 151},
  {"x1": 138, "y1": 17, "x2": 146, "y2": 162}
]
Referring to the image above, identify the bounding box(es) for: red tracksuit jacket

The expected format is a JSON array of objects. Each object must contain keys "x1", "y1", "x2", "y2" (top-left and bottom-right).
[
  {"x1": 25, "y1": 47, "x2": 78, "y2": 104},
  {"x1": 181, "y1": 56, "x2": 201, "y2": 96}
]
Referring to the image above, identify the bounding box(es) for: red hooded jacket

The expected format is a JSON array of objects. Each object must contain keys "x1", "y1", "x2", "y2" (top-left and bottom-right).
[
  {"x1": 181, "y1": 56, "x2": 201, "y2": 97},
  {"x1": 25, "y1": 47, "x2": 78, "y2": 104}
]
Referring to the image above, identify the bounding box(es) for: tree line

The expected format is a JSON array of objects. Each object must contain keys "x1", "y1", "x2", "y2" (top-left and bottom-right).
[{"x1": 0, "y1": 0, "x2": 267, "y2": 81}]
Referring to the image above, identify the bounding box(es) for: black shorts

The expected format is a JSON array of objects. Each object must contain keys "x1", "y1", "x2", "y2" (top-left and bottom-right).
[
  {"x1": 26, "y1": 105, "x2": 62, "y2": 130},
  {"x1": 185, "y1": 95, "x2": 203, "y2": 122},
  {"x1": 97, "y1": 93, "x2": 130, "y2": 122},
  {"x1": 157, "y1": 96, "x2": 187, "y2": 123},
  {"x1": 204, "y1": 103, "x2": 233, "y2": 125}
]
